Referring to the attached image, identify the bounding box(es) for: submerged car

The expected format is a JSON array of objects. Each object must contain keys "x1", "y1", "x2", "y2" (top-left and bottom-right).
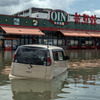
[{"x1": 9, "y1": 45, "x2": 69, "y2": 80}]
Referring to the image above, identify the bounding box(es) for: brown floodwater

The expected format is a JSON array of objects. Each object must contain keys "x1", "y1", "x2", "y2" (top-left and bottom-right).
[{"x1": 0, "y1": 50, "x2": 100, "y2": 100}]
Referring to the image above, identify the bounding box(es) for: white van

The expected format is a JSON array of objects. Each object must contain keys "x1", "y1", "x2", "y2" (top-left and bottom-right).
[{"x1": 9, "y1": 45, "x2": 69, "y2": 80}]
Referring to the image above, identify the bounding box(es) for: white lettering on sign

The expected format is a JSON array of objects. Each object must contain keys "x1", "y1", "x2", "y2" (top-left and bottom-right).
[
  {"x1": 58, "y1": 12, "x2": 60, "y2": 21},
  {"x1": 61, "y1": 12, "x2": 66, "y2": 21},
  {"x1": 51, "y1": 11, "x2": 57, "y2": 21},
  {"x1": 50, "y1": 10, "x2": 68, "y2": 25},
  {"x1": 51, "y1": 11, "x2": 66, "y2": 22}
]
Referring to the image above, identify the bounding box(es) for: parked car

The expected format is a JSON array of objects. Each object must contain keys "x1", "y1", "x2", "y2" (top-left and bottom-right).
[{"x1": 9, "y1": 45, "x2": 69, "y2": 80}]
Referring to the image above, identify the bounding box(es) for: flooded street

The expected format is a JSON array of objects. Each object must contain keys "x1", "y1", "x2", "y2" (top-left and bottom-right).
[{"x1": 0, "y1": 50, "x2": 100, "y2": 100}]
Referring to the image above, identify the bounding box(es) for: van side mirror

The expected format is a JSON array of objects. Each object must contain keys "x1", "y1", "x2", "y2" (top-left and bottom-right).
[{"x1": 65, "y1": 56, "x2": 70, "y2": 60}]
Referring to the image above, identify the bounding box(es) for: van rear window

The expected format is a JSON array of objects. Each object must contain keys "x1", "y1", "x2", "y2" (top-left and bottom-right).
[{"x1": 14, "y1": 46, "x2": 47, "y2": 65}]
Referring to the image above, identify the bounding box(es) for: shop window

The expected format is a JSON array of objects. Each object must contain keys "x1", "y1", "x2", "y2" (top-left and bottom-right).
[
  {"x1": 67, "y1": 40, "x2": 71, "y2": 46},
  {"x1": 97, "y1": 40, "x2": 100, "y2": 46},
  {"x1": 21, "y1": 38, "x2": 24, "y2": 45},
  {"x1": 92, "y1": 40, "x2": 95, "y2": 46},
  {"x1": 21, "y1": 35, "x2": 25, "y2": 37},
  {"x1": 85, "y1": 41, "x2": 88, "y2": 46},
  {"x1": 68, "y1": 40, "x2": 78, "y2": 46},
  {"x1": 67, "y1": 37, "x2": 96, "y2": 46},
  {"x1": 44, "y1": 39, "x2": 48, "y2": 45},
  {"x1": 74, "y1": 40, "x2": 78, "y2": 46},
  {"x1": 29, "y1": 39, "x2": 33, "y2": 44},
  {"x1": 53, "y1": 39, "x2": 57, "y2": 45},
  {"x1": 88, "y1": 40, "x2": 95, "y2": 46},
  {"x1": 88, "y1": 41, "x2": 92, "y2": 46},
  {"x1": 81, "y1": 40, "x2": 85, "y2": 46},
  {"x1": 62, "y1": 39, "x2": 65, "y2": 46},
  {"x1": 48, "y1": 39, "x2": 53, "y2": 45},
  {"x1": 29, "y1": 35, "x2": 33, "y2": 38},
  {"x1": 40, "y1": 38, "x2": 44, "y2": 44},
  {"x1": 70, "y1": 40, "x2": 74, "y2": 46},
  {"x1": 25, "y1": 38, "x2": 28, "y2": 44},
  {"x1": 97, "y1": 42, "x2": 100, "y2": 46},
  {"x1": 67, "y1": 38, "x2": 80, "y2": 46},
  {"x1": 17, "y1": 39, "x2": 20, "y2": 45},
  {"x1": 39, "y1": 39, "x2": 42, "y2": 44},
  {"x1": 58, "y1": 39, "x2": 62, "y2": 46}
]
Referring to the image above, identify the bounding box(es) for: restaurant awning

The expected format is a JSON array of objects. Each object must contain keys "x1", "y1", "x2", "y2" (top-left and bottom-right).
[
  {"x1": 87, "y1": 32, "x2": 100, "y2": 37},
  {"x1": 60, "y1": 30, "x2": 91, "y2": 37},
  {"x1": 1, "y1": 26, "x2": 45, "y2": 35}
]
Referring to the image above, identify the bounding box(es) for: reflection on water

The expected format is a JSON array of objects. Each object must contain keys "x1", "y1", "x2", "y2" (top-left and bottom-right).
[
  {"x1": 0, "y1": 50, "x2": 13, "y2": 84},
  {"x1": 11, "y1": 71, "x2": 68, "y2": 100},
  {"x1": 56, "y1": 67, "x2": 100, "y2": 100},
  {"x1": 0, "y1": 50, "x2": 100, "y2": 100},
  {"x1": 66, "y1": 50, "x2": 100, "y2": 60},
  {"x1": 0, "y1": 50, "x2": 14, "y2": 100},
  {"x1": 10, "y1": 67, "x2": 100, "y2": 100}
]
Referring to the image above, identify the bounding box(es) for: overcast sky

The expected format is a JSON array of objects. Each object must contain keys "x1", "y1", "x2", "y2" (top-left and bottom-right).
[{"x1": 0, "y1": 0, "x2": 100, "y2": 17}]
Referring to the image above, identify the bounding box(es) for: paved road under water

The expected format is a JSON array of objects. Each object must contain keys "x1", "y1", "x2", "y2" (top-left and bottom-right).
[{"x1": 0, "y1": 50, "x2": 100, "y2": 100}]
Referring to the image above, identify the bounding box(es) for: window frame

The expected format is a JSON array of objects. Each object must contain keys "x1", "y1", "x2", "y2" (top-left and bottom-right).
[
  {"x1": 15, "y1": 46, "x2": 48, "y2": 65},
  {"x1": 52, "y1": 49, "x2": 66, "y2": 61}
]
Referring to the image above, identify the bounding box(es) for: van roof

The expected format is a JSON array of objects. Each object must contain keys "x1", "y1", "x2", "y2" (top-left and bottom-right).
[{"x1": 20, "y1": 44, "x2": 63, "y2": 50}]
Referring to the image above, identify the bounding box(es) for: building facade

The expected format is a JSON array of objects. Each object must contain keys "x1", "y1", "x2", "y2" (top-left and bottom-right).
[
  {"x1": 0, "y1": 7, "x2": 100, "y2": 50},
  {"x1": 13, "y1": 7, "x2": 52, "y2": 19}
]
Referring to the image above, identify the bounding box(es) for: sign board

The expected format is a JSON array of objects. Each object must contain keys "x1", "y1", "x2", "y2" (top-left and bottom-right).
[
  {"x1": 50, "y1": 10, "x2": 68, "y2": 25},
  {"x1": 68, "y1": 12, "x2": 99, "y2": 25},
  {"x1": 14, "y1": 18, "x2": 20, "y2": 25}
]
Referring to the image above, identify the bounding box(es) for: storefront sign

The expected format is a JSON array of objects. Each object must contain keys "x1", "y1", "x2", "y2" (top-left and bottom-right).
[
  {"x1": 50, "y1": 10, "x2": 68, "y2": 25},
  {"x1": 74, "y1": 12, "x2": 97, "y2": 25},
  {"x1": 14, "y1": 18, "x2": 20, "y2": 25},
  {"x1": 33, "y1": 20, "x2": 38, "y2": 26},
  {"x1": 68, "y1": 12, "x2": 98, "y2": 25}
]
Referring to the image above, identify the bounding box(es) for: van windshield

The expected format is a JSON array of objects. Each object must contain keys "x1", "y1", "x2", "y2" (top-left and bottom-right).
[{"x1": 14, "y1": 46, "x2": 47, "y2": 65}]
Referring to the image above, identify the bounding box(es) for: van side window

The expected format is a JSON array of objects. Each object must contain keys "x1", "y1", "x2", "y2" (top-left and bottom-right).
[{"x1": 53, "y1": 50, "x2": 65, "y2": 61}]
